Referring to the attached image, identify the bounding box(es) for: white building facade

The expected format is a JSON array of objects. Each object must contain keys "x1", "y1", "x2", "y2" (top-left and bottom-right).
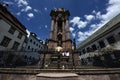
[
  {"x1": 24, "y1": 32, "x2": 44, "y2": 60},
  {"x1": 0, "y1": 4, "x2": 27, "y2": 51},
  {"x1": 77, "y1": 13, "x2": 120, "y2": 67},
  {"x1": 25, "y1": 32, "x2": 44, "y2": 51},
  {"x1": 0, "y1": 4, "x2": 28, "y2": 66}
]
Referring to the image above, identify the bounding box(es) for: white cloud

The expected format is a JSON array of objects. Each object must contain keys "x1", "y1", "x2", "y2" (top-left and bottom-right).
[
  {"x1": 16, "y1": 12, "x2": 21, "y2": 16},
  {"x1": 20, "y1": 6, "x2": 32, "y2": 12},
  {"x1": 44, "y1": 7, "x2": 48, "y2": 11},
  {"x1": 25, "y1": 6, "x2": 32, "y2": 12},
  {"x1": 33, "y1": 9, "x2": 41, "y2": 14},
  {"x1": 92, "y1": 10, "x2": 96, "y2": 14},
  {"x1": 45, "y1": 25, "x2": 48, "y2": 28},
  {"x1": 3, "y1": 1, "x2": 14, "y2": 5},
  {"x1": 17, "y1": 0, "x2": 28, "y2": 7},
  {"x1": 93, "y1": 0, "x2": 120, "y2": 23},
  {"x1": 72, "y1": 33, "x2": 76, "y2": 38},
  {"x1": 15, "y1": 0, "x2": 34, "y2": 17},
  {"x1": 77, "y1": 21, "x2": 87, "y2": 29},
  {"x1": 76, "y1": 0, "x2": 120, "y2": 44},
  {"x1": 109, "y1": 0, "x2": 120, "y2": 6},
  {"x1": 27, "y1": 13, "x2": 34, "y2": 18},
  {"x1": 77, "y1": 31, "x2": 88, "y2": 42},
  {"x1": 96, "y1": 11, "x2": 102, "y2": 19},
  {"x1": 70, "y1": 16, "x2": 80, "y2": 27},
  {"x1": 76, "y1": 21, "x2": 106, "y2": 43},
  {"x1": 70, "y1": 16, "x2": 88, "y2": 29},
  {"x1": 70, "y1": 15, "x2": 94, "y2": 30},
  {"x1": 54, "y1": 7, "x2": 57, "y2": 10},
  {"x1": 78, "y1": 31, "x2": 84, "y2": 35},
  {"x1": 101, "y1": 0, "x2": 120, "y2": 21},
  {"x1": 70, "y1": 16, "x2": 93, "y2": 42},
  {"x1": 77, "y1": 29, "x2": 96, "y2": 42},
  {"x1": 27, "y1": 18, "x2": 30, "y2": 21},
  {"x1": 34, "y1": 9, "x2": 38, "y2": 12},
  {"x1": 84, "y1": 14, "x2": 95, "y2": 21},
  {"x1": 21, "y1": 9, "x2": 24, "y2": 12},
  {"x1": 90, "y1": 24, "x2": 96, "y2": 28},
  {"x1": 91, "y1": 0, "x2": 120, "y2": 32},
  {"x1": 39, "y1": 27, "x2": 42, "y2": 29},
  {"x1": 26, "y1": 29, "x2": 30, "y2": 37},
  {"x1": 69, "y1": 27, "x2": 74, "y2": 32},
  {"x1": 69, "y1": 27, "x2": 76, "y2": 38}
]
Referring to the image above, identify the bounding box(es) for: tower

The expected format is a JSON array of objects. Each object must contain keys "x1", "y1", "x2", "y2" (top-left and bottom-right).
[{"x1": 48, "y1": 8, "x2": 72, "y2": 51}]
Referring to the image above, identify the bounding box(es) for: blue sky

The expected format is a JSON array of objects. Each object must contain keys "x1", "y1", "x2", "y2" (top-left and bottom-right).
[{"x1": 1, "y1": 0, "x2": 120, "y2": 46}]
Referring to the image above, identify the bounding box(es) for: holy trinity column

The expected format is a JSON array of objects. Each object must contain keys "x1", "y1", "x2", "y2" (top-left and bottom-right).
[{"x1": 48, "y1": 8, "x2": 72, "y2": 51}]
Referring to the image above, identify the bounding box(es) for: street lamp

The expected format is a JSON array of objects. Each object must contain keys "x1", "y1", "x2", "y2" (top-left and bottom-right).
[
  {"x1": 56, "y1": 46, "x2": 62, "y2": 52},
  {"x1": 55, "y1": 46, "x2": 62, "y2": 69}
]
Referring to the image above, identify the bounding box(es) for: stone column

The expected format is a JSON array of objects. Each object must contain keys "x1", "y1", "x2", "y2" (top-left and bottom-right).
[
  {"x1": 62, "y1": 21, "x2": 65, "y2": 32},
  {"x1": 62, "y1": 21, "x2": 66, "y2": 50},
  {"x1": 62, "y1": 21, "x2": 65, "y2": 41},
  {"x1": 54, "y1": 21, "x2": 57, "y2": 41},
  {"x1": 65, "y1": 19, "x2": 70, "y2": 39},
  {"x1": 50, "y1": 19, "x2": 55, "y2": 39}
]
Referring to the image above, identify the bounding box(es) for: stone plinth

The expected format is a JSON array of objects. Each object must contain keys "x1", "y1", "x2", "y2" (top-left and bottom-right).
[{"x1": 36, "y1": 73, "x2": 79, "y2": 80}]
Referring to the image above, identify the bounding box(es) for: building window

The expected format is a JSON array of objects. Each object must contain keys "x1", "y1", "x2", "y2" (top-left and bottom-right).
[
  {"x1": 82, "y1": 49, "x2": 86, "y2": 54},
  {"x1": 18, "y1": 32, "x2": 22, "y2": 39},
  {"x1": 24, "y1": 37, "x2": 28, "y2": 43},
  {"x1": 86, "y1": 47, "x2": 91, "y2": 52},
  {"x1": 0, "y1": 36, "x2": 11, "y2": 47},
  {"x1": 107, "y1": 36, "x2": 116, "y2": 44},
  {"x1": 35, "y1": 49, "x2": 37, "y2": 51},
  {"x1": 12, "y1": 41, "x2": 20, "y2": 50},
  {"x1": 30, "y1": 39, "x2": 32, "y2": 42},
  {"x1": 28, "y1": 46, "x2": 30, "y2": 50},
  {"x1": 33, "y1": 41, "x2": 35, "y2": 45},
  {"x1": 8, "y1": 26, "x2": 16, "y2": 34},
  {"x1": 98, "y1": 40, "x2": 105, "y2": 48},
  {"x1": 32, "y1": 48, "x2": 34, "y2": 51},
  {"x1": 92, "y1": 44, "x2": 97, "y2": 51},
  {"x1": 36, "y1": 43, "x2": 38, "y2": 46}
]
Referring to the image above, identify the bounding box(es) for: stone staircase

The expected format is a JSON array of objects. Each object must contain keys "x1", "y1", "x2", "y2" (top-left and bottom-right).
[
  {"x1": 36, "y1": 72, "x2": 79, "y2": 80},
  {"x1": 0, "y1": 68, "x2": 120, "y2": 80},
  {"x1": 1, "y1": 68, "x2": 120, "y2": 80}
]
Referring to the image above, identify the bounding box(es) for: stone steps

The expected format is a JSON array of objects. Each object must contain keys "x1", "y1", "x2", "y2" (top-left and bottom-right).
[
  {"x1": 0, "y1": 68, "x2": 120, "y2": 80},
  {"x1": 36, "y1": 72, "x2": 79, "y2": 80}
]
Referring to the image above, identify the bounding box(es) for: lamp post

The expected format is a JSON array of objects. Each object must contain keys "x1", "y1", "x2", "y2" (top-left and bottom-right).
[
  {"x1": 56, "y1": 46, "x2": 62, "y2": 52},
  {"x1": 56, "y1": 46, "x2": 62, "y2": 69}
]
